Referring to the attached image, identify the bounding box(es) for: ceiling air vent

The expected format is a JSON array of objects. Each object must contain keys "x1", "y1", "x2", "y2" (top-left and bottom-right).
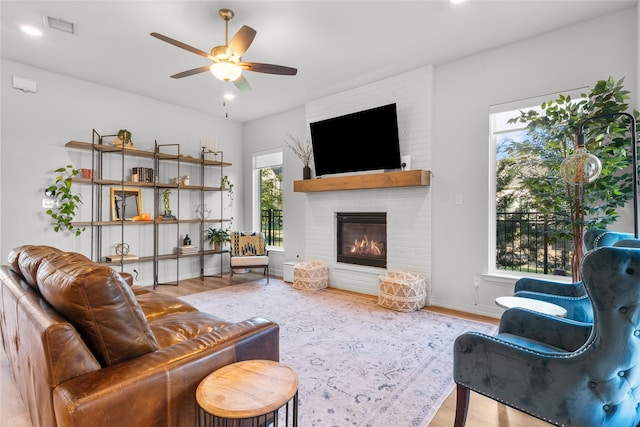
[{"x1": 44, "y1": 15, "x2": 76, "y2": 35}]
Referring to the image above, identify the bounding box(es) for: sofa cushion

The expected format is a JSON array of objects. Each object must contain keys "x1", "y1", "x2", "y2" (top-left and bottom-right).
[
  {"x1": 149, "y1": 311, "x2": 229, "y2": 348},
  {"x1": 11, "y1": 245, "x2": 62, "y2": 290},
  {"x1": 36, "y1": 251, "x2": 158, "y2": 366},
  {"x1": 7, "y1": 244, "x2": 30, "y2": 275},
  {"x1": 136, "y1": 291, "x2": 198, "y2": 321}
]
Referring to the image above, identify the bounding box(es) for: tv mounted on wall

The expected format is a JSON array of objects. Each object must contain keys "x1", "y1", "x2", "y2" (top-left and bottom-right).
[{"x1": 309, "y1": 103, "x2": 401, "y2": 177}]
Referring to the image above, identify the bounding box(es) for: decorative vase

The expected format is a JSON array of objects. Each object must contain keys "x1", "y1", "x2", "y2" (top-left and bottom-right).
[
  {"x1": 303, "y1": 165, "x2": 311, "y2": 180},
  {"x1": 214, "y1": 242, "x2": 221, "y2": 252}
]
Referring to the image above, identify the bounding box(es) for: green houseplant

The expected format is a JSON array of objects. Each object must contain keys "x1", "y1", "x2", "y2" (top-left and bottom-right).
[
  {"x1": 44, "y1": 164, "x2": 86, "y2": 236},
  {"x1": 504, "y1": 76, "x2": 639, "y2": 281},
  {"x1": 221, "y1": 175, "x2": 234, "y2": 210},
  {"x1": 205, "y1": 227, "x2": 231, "y2": 251}
]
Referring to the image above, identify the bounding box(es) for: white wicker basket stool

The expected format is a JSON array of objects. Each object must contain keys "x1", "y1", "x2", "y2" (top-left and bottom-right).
[
  {"x1": 293, "y1": 261, "x2": 329, "y2": 290},
  {"x1": 378, "y1": 271, "x2": 427, "y2": 312}
]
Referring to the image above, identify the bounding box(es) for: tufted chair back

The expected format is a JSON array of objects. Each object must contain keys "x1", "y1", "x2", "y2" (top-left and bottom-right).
[
  {"x1": 454, "y1": 245, "x2": 640, "y2": 426},
  {"x1": 584, "y1": 228, "x2": 636, "y2": 251}
]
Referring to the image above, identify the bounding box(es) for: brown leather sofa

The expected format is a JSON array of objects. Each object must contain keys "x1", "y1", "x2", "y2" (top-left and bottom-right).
[{"x1": 0, "y1": 245, "x2": 279, "y2": 427}]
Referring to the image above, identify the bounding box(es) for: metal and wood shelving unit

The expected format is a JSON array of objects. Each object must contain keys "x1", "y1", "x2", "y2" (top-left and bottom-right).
[{"x1": 66, "y1": 129, "x2": 232, "y2": 288}]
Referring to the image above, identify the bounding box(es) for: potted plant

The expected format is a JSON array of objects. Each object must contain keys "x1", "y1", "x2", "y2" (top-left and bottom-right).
[
  {"x1": 205, "y1": 227, "x2": 231, "y2": 252},
  {"x1": 285, "y1": 133, "x2": 313, "y2": 179},
  {"x1": 44, "y1": 164, "x2": 86, "y2": 236}
]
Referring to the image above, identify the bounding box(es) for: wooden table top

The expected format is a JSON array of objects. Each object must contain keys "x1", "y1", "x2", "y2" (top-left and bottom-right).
[
  {"x1": 196, "y1": 360, "x2": 299, "y2": 419},
  {"x1": 495, "y1": 296, "x2": 567, "y2": 317}
]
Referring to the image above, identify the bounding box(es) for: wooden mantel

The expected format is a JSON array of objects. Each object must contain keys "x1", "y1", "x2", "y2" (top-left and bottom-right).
[{"x1": 293, "y1": 169, "x2": 430, "y2": 192}]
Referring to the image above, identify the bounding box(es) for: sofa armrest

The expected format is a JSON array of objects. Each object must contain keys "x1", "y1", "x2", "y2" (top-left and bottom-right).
[
  {"x1": 53, "y1": 317, "x2": 279, "y2": 426},
  {"x1": 498, "y1": 308, "x2": 591, "y2": 351}
]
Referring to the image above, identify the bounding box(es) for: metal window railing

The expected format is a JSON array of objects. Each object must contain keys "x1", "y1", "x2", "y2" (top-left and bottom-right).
[
  {"x1": 261, "y1": 208, "x2": 283, "y2": 247},
  {"x1": 496, "y1": 211, "x2": 573, "y2": 276}
]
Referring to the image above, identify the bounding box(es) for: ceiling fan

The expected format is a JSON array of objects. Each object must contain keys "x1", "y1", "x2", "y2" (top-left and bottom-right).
[{"x1": 151, "y1": 8, "x2": 297, "y2": 92}]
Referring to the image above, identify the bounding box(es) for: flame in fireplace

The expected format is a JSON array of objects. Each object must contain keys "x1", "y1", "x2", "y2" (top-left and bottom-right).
[{"x1": 350, "y1": 235, "x2": 383, "y2": 257}]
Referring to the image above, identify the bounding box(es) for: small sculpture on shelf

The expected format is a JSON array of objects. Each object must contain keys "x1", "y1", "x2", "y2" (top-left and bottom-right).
[
  {"x1": 161, "y1": 189, "x2": 175, "y2": 220},
  {"x1": 115, "y1": 243, "x2": 130, "y2": 256},
  {"x1": 195, "y1": 204, "x2": 211, "y2": 219},
  {"x1": 113, "y1": 129, "x2": 135, "y2": 148}
]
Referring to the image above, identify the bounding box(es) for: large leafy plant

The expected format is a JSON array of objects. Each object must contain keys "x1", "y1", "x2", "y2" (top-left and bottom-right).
[{"x1": 505, "y1": 77, "x2": 639, "y2": 281}]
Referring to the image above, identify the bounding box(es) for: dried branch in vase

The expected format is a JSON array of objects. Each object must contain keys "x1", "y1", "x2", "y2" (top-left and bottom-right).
[{"x1": 285, "y1": 133, "x2": 313, "y2": 167}]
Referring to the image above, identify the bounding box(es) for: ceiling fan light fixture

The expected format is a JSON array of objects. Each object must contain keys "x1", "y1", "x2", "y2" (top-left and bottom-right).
[{"x1": 210, "y1": 62, "x2": 242, "y2": 82}]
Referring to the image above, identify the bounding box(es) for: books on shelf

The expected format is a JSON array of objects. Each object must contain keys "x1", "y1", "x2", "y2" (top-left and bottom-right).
[
  {"x1": 177, "y1": 245, "x2": 198, "y2": 255},
  {"x1": 105, "y1": 254, "x2": 139, "y2": 262},
  {"x1": 131, "y1": 167, "x2": 155, "y2": 183}
]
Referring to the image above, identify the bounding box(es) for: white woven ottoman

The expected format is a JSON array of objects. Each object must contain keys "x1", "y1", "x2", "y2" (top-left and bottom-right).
[
  {"x1": 293, "y1": 261, "x2": 329, "y2": 290},
  {"x1": 378, "y1": 271, "x2": 427, "y2": 312}
]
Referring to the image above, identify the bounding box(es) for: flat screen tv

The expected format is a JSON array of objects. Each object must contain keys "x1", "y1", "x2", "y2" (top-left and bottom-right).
[{"x1": 309, "y1": 103, "x2": 401, "y2": 177}]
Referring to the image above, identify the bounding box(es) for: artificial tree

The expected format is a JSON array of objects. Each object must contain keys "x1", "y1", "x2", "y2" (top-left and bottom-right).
[{"x1": 505, "y1": 76, "x2": 639, "y2": 281}]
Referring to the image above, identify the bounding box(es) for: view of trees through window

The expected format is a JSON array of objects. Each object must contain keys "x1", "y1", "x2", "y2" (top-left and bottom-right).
[
  {"x1": 493, "y1": 78, "x2": 637, "y2": 279},
  {"x1": 259, "y1": 165, "x2": 283, "y2": 247},
  {"x1": 494, "y1": 114, "x2": 574, "y2": 276}
]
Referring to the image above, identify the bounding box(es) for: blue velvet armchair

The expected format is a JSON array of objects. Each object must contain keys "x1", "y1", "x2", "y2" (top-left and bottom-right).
[
  {"x1": 454, "y1": 245, "x2": 640, "y2": 427},
  {"x1": 512, "y1": 229, "x2": 636, "y2": 323}
]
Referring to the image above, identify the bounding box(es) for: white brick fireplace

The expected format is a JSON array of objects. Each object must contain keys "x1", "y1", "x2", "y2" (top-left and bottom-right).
[{"x1": 302, "y1": 66, "x2": 433, "y2": 297}]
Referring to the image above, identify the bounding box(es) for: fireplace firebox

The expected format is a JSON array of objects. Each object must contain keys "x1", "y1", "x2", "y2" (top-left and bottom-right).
[{"x1": 336, "y1": 212, "x2": 387, "y2": 268}]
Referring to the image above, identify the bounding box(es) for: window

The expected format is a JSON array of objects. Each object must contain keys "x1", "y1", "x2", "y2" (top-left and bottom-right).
[
  {"x1": 253, "y1": 151, "x2": 283, "y2": 248},
  {"x1": 490, "y1": 90, "x2": 584, "y2": 277}
]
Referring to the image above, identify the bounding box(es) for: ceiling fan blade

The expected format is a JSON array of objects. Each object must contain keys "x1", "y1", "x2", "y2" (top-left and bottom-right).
[
  {"x1": 233, "y1": 75, "x2": 251, "y2": 92},
  {"x1": 238, "y1": 62, "x2": 297, "y2": 76},
  {"x1": 228, "y1": 25, "x2": 257, "y2": 58},
  {"x1": 170, "y1": 65, "x2": 211, "y2": 79},
  {"x1": 151, "y1": 32, "x2": 214, "y2": 61}
]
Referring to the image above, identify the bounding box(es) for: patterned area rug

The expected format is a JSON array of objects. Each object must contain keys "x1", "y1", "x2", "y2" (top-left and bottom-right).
[{"x1": 180, "y1": 281, "x2": 496, "y2": 427}]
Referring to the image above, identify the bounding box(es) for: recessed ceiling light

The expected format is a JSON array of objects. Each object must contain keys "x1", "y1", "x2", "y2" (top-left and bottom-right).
[
  {"x1": 450, "y1": 0, "x2": 468, "y2": 4},
  {"x1": 224, "y1": 93, "x2": 235, "y2": 100},
  {"x1": 20, "y1": 25, "x2": 42, "y2": 37}
]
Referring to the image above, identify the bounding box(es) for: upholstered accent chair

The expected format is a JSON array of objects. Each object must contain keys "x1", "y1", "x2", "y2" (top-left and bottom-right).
[
  {"x1": 512, "y1": 229, "x2": 637, "y2": 323},
  {"x1": 230, "y1": 231, "x2": 269, "y2": 283},
  {"x1": 454, "y1": 245, "x2": 640, "y2": 427}
]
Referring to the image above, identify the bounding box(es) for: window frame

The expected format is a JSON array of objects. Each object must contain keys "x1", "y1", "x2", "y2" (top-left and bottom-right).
[
  {"x1": 252, "y1": 149, "x2": 284, "y2": 250},
  {"x1": 488, "y1": 88, "x2": 586, "y2": 278}
]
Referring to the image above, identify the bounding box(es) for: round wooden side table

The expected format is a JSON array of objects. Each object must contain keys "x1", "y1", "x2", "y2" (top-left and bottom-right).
[{"x1": 196, "y1": 359, "x2": 299, "y2": 427}]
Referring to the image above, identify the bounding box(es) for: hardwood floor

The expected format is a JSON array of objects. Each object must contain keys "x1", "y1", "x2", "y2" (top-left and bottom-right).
[{"x1": 1, "y1": 273, "x2": 550, "y2": 426}]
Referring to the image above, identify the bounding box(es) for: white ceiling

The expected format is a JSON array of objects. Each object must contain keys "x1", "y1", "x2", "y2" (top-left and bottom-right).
[{"x1": 1, "y1": 1, "x2": 636, "y2": 122}]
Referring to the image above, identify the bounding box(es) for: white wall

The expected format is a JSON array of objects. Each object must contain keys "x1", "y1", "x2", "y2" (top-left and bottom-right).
[
  {"x1": 242, "y1": 106, "x2": 308, "y2": 277},
  {"x1": 1, "y1": 59, "x2": 242, "y2": 285},
  {"x1": 431, "y1": 8, "x2": 637, "y2": 316},
  {"x1": 303, "y1": 66, "x2": 433, "y2": 296}
]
